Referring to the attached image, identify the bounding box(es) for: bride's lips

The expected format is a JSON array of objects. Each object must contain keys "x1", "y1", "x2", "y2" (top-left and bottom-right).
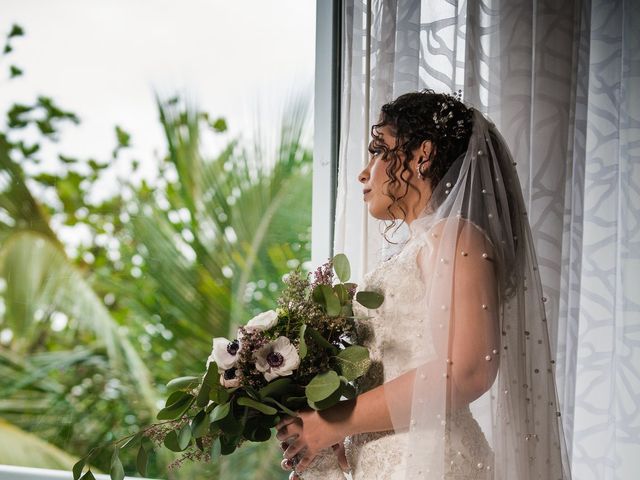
[{"x1": 363, "y1": 188, "x2": 372, "y2": 200}]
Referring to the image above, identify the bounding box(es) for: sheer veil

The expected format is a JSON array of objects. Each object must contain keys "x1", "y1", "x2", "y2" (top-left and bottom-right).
[{"x1": 383, "y1": 108, "x2": 572, "y2": 479}]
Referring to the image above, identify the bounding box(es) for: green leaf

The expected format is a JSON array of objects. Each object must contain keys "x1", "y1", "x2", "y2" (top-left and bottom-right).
[
  {"x1": 72, "y1": 458, "x2": 85, "y2": 480},
  {"x1": 157, "y1": 393, "x2": 193, "y2": 420},
  {"x1": 121, "y1": 432, "x2": 141, "y2": 450},
  {"x1": 305, "y1": 370, "x2": 340, "y2": 402},
  {"x1": 9, "y1": 24, "x2": 24, "y2": 38},
  {"x1": 334, "y1": 284, "x2": 349, "y2": 305},
  {"x1": 191, "y1": 409, "x2": 209, "y2": 438},
  {"x1": 341, "y1": 381, "x2": 357, "y2": 400},
  {"x1": 80, "y1": 472, "x2": 96, "y2": 480},
  {"x1": 219, "y1": 434, "x2": 238, "y2": 455},
  {"x1": 9, "y1": 65, "x2": 22, "y2": 78},
  {"x1": 109, "y1": 448, "x2": 125, "y2": 480},
  {"x1": 319, "y1": 284, "x2": 341, "y2": 316},
  {"x1": 308, "y1": 386, "x2": 342, "y2": 410},
  {"x1": 209, "y1": 384, "x2": 230, "y2": 404},
  {"x1": 248, "y1": 426, "x2": 271, "y2": 442},
  {"x1": 259, "y1": 377, "x2": 294, "y2": 399},
  {"x1": 335, "y1": 345, "x2": 371, "y2": 381},
  {"x1": 166, "y1": 375, "x2": 200, "y2": 392},
  {"x1": 237, "y1": 396, "x2": 278, "y2": 415},
  {"x1": 178, "y1": 422, "x2": 191, "y2": 450},
  {"x1": 211, "y1": 117, "x2": 228, "y2": 132},
  {"x1": 163, "y1": 430, "x2": 185, "y2": 452},
  {"x1": 333, "y1": 253, "x2": 350, "y2": 282},
  {"x1": 136, "y1": 445, "x2": 148, "y2": 476},
  {"x1": 196, "y1": 382, "x2": 211, "y2": 407},
  {"x1": 356, "y1": 291, "x2": 384, "y2": 309},
  {"x1": 306, "y1": 327, "x2": 336, "y2": 351},
  {"x1": 210, "y1": 402, "x2": 231, "y2": 422},
  {"x1": 115, "y1": 125, "x2": 131, "y2": 148},
  {"x1": 298, "y1": 323, "x2": 307, "y2": 360},
  {"x1": 210, "y1": 437, "x2": 221, "y2": 459},
  {"x1": 263, "y1": 397, "x2": 298, "y2": 417}
]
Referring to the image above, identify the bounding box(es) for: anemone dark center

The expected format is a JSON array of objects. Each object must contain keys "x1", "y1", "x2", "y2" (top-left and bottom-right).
[
  {"x1": 266, "y1": 351, "x2": 284, "y2": 368},
  {"x1": 223, "y1": 367, "x2": 237, "y2": 380},
  {"x1": 227, "y1": 340, "x2": 239, "y2": 355}
]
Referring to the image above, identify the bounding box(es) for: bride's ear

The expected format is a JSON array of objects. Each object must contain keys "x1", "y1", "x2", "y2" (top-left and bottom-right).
[{"x1": 415, "y1": 140, "x2": 435, "y2": 177}]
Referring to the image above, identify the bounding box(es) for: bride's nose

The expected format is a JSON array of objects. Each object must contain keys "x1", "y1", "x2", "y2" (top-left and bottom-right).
[{"x1": 358, "y1": 166, "x2": 369, "y2": 184}]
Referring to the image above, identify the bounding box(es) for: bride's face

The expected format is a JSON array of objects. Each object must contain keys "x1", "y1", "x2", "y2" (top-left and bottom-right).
[{"x1": 358, "y1": 125, "x2": 430, "y2": 222}]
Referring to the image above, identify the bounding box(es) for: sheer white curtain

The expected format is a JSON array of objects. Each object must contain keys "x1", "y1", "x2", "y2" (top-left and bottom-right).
[{"x1": 332, "y1": 0, "x2": 640, "y2": 478}]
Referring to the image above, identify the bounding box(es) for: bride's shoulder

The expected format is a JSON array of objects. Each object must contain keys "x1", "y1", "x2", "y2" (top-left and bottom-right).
[{"x1": 411, "y1": 217, "x2": 496, "y2": 269}]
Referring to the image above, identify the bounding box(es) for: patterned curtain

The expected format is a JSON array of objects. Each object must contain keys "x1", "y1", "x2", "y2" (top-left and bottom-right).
[{"x1": 332, "y1": 0, "x2": 640, "y2": 478}]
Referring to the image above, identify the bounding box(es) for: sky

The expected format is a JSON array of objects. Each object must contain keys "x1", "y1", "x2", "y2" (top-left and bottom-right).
[{"x1": 1, "y1": 0, "x2": 316, "y2": 197}]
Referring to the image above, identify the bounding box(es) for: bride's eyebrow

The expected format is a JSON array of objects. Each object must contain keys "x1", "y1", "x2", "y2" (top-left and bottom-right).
[{"x1": 368, "y1": 138, "x2": 388, "y2": 154}]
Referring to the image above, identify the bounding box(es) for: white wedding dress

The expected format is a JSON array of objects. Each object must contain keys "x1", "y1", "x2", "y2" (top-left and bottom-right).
[{"x1": 302, "y1": 229, "x2": 493, "y2": 480}]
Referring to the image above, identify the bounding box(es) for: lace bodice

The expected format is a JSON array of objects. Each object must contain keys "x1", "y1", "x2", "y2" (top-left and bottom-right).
[{"x1": 302, "y1": 231, "x2": 493, "y2": 479}]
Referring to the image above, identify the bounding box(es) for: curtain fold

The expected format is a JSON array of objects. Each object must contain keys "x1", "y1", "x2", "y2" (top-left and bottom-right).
[{"x1": 332, "y1": 0, "x2": 640, "y2": 478}]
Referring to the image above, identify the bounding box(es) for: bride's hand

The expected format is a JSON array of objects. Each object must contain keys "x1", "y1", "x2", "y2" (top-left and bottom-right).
[{"x1": 276, "y1": 409, "x2": 348, "y2": 473}]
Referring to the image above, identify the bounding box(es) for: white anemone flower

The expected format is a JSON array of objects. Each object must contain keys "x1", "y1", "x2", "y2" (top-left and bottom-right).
[
  {"x1": 220, "y1": 367, "x2": 241, "y2": 388},
  {"x1": 208, "y1": 337, "x2": 240, "y2": 370},
  {"x1": 245, "y1": 310, "x2": 278, "y2": 332},
  {"x1": 254, "y1": 336, "x2": 300, "y2": 382}
]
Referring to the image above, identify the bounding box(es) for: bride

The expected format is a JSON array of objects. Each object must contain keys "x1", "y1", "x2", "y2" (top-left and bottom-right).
[{"x1": 275, "y1": 90, "x2": 572, "y2": 479}]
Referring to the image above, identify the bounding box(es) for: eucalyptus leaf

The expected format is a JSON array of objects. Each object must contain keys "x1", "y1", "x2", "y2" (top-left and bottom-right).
[
  {"x1": 334, "y1": 284, "x2": 349, "y2": 305},
  {"x1": 308, "y1": 386, "x2": 342, "y2": 410},
  {"x1": 164, "y1": 390, "x2": 189, "y2": 407},
  {"x1": 191, "y1": 409, "x2": 209, "y2": 438},
  {"x1": 320, "y1": 284, "x2": 341, "y2": 316},
  {"x1": 307, "y1": 327, "x2": 337, "y2": 352},
  {"x1": 259, "y1": 377, "x2": 294, "y2": 399},
  {"x1": 72, "y1": 458, "x2": 85, "y2": 480},
  {"x1": 209, "y1": 384, "x2": 230, "y2": 404},
  {"x1": 136, "y1": 446, "x2": 148, "y2": 477},
  {"x1": 163, "y1": 430, "x2": 183, "y2": 452},
  {"x1": 196, "y1": 382, "x2": 211, "y2": 407},
  {"x1": 341, "y1": 381, "x2": 357, "y2": 400},
  {"x1": 178, "y1": 423, "x2": 191, "y2": 450},
  {"x1": 210, "y1": 402, "x2": 231, "y2": 422},
  {"x1": 333, "y1": 253, "x2": 351, "y2": 282},
  {"x1": 335, "y1": 345, "x2": 371, "y2": 381},
  {"x1": 237, "y1": 396, "x2": 278, "y2": 415},
  {"x1": 210, "y1": 437, "x2": 221, "y2": 459},
  {"x1": 157, "y1": 394, "x2": 193, "y2": 420},
  {"x1": 166, "y1": 375, "x2": 200, "y2": 392},
  {"x1": 264, "y1": 397, "x2": 299, "y2": 417},
  {"x1": 121, "y1": 432, "x2": 141, "y2": 450},
  {"x1": 80, "y1": 472, "x2": 96, "y2": 480},
  {"x1": 298, "y1": 323, "x2": 308, "y2": 360},
  {"x1": 109, "y1": 449, "x2": 124, "y2": 480},
  {"x1": 250, "y1": 426, "x2": 271, "y2": 442},
  {"x1": 356, "y1": 291, "x2": 384, "y2": 309},
  {"x1": 305, "y1": 370, "x2": 340, "y2": 402}
]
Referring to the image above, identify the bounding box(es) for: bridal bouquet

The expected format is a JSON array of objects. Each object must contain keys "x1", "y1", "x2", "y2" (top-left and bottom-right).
[{"x1": 72, "y1": 253, "x2": 383, "y2": 480}]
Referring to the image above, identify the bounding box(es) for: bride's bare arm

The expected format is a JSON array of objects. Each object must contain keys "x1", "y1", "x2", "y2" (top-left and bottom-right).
[{"x1": 277, "y1": 221, "x2": 500, "y2": 471}]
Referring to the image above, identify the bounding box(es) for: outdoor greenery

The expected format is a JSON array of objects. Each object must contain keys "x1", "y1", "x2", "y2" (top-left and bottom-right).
[{"x1": 0, "y1": 23, "x2": 312, "y2": 479}]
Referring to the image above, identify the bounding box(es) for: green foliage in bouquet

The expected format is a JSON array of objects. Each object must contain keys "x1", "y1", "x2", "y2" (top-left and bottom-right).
[{"x1": 72, "y1": 253, "x2": 384, "y2": 480}]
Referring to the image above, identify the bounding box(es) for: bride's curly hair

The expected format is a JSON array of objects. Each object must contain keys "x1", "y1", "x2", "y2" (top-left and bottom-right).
[{"x1": 371, "y1": 89, "x2": 473, "y2": 236}]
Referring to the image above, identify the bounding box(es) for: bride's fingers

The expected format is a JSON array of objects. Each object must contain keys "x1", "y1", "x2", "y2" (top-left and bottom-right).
[
  {"x1": 295, "y1": 451, "x2": 315, "y2": 473},
  {"x1": 283, "y1": 439, "x2": 305, "y2": 460},
  {"x1": 288, "y1": 472, "x2": 301, "y2": 480},
  {"x1": 332, "y1": 442, "x2": 350, "y2": 472},
  {"x1": 276, "y1": 420, "x2": 301, "y2": 442},
  {"x1": 276, "y1": 415, "x2": 298, "y2": 431},
  {"x1": 280, "y1": 458, "x2": 294, "y2": 471}
]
